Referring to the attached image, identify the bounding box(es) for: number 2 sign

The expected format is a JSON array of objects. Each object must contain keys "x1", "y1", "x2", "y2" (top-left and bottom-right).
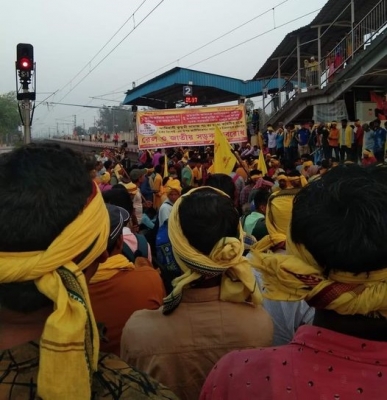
[{"x1": 183, "y1": 85, "x2": 193, "y2": 96}]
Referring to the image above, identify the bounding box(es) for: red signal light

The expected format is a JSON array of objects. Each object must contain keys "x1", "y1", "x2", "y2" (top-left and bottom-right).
[{"x1": 19, "y1": 57, "x2": 32, "y2": 70}]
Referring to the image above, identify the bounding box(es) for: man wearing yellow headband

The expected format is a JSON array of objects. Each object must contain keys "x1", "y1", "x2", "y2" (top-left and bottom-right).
[
  {"x1": 154, "y1": 178, "x2": 183, "y2": 293},
  {"x1": 250, "y1": 184, "x2": 314, "y2": 346},
  {"x1": 202, "y1": 164, "x2": 387, "y2": 400},
  {"x1": 276, "y1": 173, "x2": 291, "y2": 190},
  {"x1": 158, "y1": 178, "x2": 182, "y2": 227},
  {"x1": 89, "y1": 201, "x2": 164, "y2": 357},
  {"x1": 0, "y1": 145, "x2": 177, "y2": 400},
  {"x1": 288, "y1": 169, "x2": 308, "y2": 188},
  {"x1": 121, "y1": 187, "x2": 273, "y2": 400}
]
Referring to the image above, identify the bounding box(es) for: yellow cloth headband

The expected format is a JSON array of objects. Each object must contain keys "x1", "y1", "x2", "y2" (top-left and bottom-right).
[
  {"x1": 288, "y1": 175, "x2": 308, "y2": 187},
  {"x1": 0, "y1": 183, "x2": 109, "y2": 400},
  {"x1": 254, "y1": 189, "x2": 298, "y2": 253},
  {"x1": 164, "y1": 186, "x2": 262, "y2": 314},
  {"x1": 166, "y1": 178, "x2": 182, "y2": 194},
  {"x1": 99, "y1": 171, "x2": 111, "y2": 184},
  {"x1": 90, "y1": 254, "x2": 134, "y2": 284},
  {"x1": 251, "y1": 225, "x2": 387, "y2": 316}
]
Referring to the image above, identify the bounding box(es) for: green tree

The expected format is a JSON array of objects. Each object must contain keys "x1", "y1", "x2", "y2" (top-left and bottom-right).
[
  {"x1": 0, "y1": 92, "x2": 20, "y2": 144},
  {"x1": 97, "y1": 106, "x2": 134, "y2": 133},
  {"x1": 74, "y1": 125, "x2": 86, "y2": 136}
]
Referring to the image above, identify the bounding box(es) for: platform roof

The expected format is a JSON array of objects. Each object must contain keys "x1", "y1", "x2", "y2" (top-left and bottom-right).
[
  {"x1": 122, "y1": 67, "x2": 293, "y2": 108},
  {"x1": 253, "y1": 0, "x2": 381, "y2": 80}
]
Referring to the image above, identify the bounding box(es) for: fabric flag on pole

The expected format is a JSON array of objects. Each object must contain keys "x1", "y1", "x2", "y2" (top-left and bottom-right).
[
  {"x1": 213, "y1": 126, "x2": 237, "y2": 175},
  {"x1": 257, "y1": 148, "x2": 268, "y2": 176},
  {"x1": 164, "y1": 154, "x2": 169, "y2": 178}
]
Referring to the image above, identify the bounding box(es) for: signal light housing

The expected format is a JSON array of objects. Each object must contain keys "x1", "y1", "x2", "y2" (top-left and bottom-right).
[{"x1": 16, "y1": 43, "x2": 34, "y2": 72}]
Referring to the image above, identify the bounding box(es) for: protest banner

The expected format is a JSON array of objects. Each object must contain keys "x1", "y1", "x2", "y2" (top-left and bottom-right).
[{"x1": 136, "y1": 105, "x2": 247, "y2": 149}]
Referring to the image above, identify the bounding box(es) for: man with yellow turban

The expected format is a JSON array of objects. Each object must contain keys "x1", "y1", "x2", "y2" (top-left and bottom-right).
[
  {"x1": 254, "y1": 188, "x2": 299, "y2": 253},
  {"x1": 288, "y1": 169, "x2": 308, "y2": 188},
  {"x1": 250, "y1": 185, "x2": 314, "y2": 346},
  {"x1": 158, "y1": 178, "x2": 182, "y2": 227},
  {"x1": 0, "y1": 145, "x2": 178, "y2": 400},
  {"x1": 276, "y1": 173, "x2": 292, "y2": 190},
  {"x1": 201, "y1": 164, "x2": 387, "y2": 400},
  {"x1": 88, "y1": 203, "x2": 165, "y2": 357},
  {"x1": 98, "y1": 170, "x2": 112, "y2": 192},
  {"x1": 121, "y1": 187, "x2": 273, "y2": 400},
  {"x1": 153, "y1": 178, "x2": 183, "y2": 293}
]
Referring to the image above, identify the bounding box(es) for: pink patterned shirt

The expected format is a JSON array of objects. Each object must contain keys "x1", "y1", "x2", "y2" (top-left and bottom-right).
[{"x1": 201, "y1": 325, "x2": 387, "y2": 400}]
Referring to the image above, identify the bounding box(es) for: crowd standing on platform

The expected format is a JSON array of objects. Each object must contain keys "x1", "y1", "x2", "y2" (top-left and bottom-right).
[{"x1": 1, "y1": 115, "x2": 387, "y2": 399}]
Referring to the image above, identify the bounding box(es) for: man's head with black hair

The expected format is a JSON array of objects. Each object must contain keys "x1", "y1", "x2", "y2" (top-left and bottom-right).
[
  {"x1": 0, "y1": 144, "x2": 92, "y2": 251},
  {"x1": 254, "y1": 190, "x2": 270, "y2": 214},
  {"x1": 0, "y1": 144, "x2": 96, "y2": 313},
  {"x1": 179, "y1": 188, "x2": 239, "y2": 255},
  {"x1": 206, "y1": 173, "x2": 236, "y2": 201},
  {"x1": 291, "y1": 165, "x2": 387, "y2": 275}
]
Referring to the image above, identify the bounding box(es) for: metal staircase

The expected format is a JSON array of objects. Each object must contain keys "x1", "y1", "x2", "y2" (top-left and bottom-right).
[{"x1": 263, "y1": 0, "x2": 387, "y2": 126}]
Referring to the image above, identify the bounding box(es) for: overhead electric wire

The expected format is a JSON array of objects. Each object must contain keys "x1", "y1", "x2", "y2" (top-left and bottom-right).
[
  {"x1": 56, "y1": 0, "x2": 165, "y2": 104},
  {"x1": 37, "y1": 0, "x2": 159, "y2": 124},
  {"x1": 38, "y1": 2, "x2": 321, "y2": 130},
  {"x1": 132, "y1": 0, "x2": 290, "y2": 85},
  {"x1": 35, "y1": 90, "x2": 59, "y2": 108},
  {"x1": 188, "y1": 8, "x2": 322, "y2": 68},
  {"x1": 97, "y1": 0, "x2": 291, "y2": 97},
  {"x1": 55, "y1": 0, "x2": 149, "y2": 101}
]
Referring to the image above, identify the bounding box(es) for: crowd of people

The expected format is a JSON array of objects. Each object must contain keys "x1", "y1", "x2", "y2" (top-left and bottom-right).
[{"x1": 1, "y1": 120, "x2": 387, "y2": 399}]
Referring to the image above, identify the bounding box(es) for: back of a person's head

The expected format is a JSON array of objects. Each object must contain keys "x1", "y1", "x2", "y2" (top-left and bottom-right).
[
  {"x1": 206, "y1": 173, "x2": 236, "y2": 200},
  {"x1": 0, "y1": 144, "x2": 93, "y2": 313},
  {"x1": 288, "y1": 169, "x2": 301, "y2": 177},
  {"x1": 321, "y1": 159, "x2": 330, "y2": 169},
  {"x1": 102, "y1": 187, "x2": 134, "y2": 215},
  {"x1": 104, "y1": 159, "x2": 112, "y2": 169},
  {"x1": 254, "y1": 189, "x2": 270, "y2": 210},
  {"x1": 0, "y1": 144, "x2": 92, "y2": 252},
  {"x1": 179, "y1": 188, "x2": 239, "y2": 255},
  {"x1": 291, "y1": 165, "x2": 387, "y2": 274}
]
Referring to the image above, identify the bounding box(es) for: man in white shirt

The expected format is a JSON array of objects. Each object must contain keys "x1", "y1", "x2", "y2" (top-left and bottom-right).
[
  {"x1": 267, "y1": 127, "x2": 277, "y2": 155},
  {"x1": 158, "y1": 179, "x2": 182, "y2": 227}
]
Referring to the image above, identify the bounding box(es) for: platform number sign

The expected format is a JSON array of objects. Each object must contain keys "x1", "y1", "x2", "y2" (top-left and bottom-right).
[{"x1": 183, "y1": 85, "x2": 193, "y2": 96}]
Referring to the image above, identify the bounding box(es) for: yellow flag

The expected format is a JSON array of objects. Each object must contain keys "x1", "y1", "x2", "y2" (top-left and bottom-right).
[
  {"x1": 164, "y1": 153, "x2": 169, "y2": 178},
  {"x1": 257, "y1": 148, "x2": 268, "y2": 176},
  {"x1": 213, "y1": 126, "x2": 237, "y2": 175}
]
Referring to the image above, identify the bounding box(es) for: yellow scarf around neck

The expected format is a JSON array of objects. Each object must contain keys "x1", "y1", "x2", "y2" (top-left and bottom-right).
[
  {"x1": 250, "y1": 228, "x2": 387, "y2": 317},
  {"x1": 0, "y1": 183, "x2": 109, "y2": 400},
  {"x1": 90, "y1": 253, "x2": 134, "y2": 283},
  {"x1": 164, "y1": 186, "x2": 262, "y2": 314}
]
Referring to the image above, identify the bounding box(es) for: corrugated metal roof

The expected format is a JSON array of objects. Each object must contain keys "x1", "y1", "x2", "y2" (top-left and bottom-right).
[
  {"x1": 253, "y1": 0, "x2": 382, "y2": 80},
  {"x1": 122, "y1": 67, "x2": 293, "y2": 107}
]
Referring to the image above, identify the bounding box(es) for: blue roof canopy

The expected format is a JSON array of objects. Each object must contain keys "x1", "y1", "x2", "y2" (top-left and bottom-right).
[{"x1": 123, "y1": 67, "x2": 296, "y2": 108}]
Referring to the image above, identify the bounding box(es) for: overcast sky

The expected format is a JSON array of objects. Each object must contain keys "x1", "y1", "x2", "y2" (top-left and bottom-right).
[{"x1": 1, "y1": 0, "x2": 327, "y2": 136}]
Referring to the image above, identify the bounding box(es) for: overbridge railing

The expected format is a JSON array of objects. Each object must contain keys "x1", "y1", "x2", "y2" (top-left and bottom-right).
[{"x1": 260, "y1": 0, "x2": 387, "y2": 126}]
